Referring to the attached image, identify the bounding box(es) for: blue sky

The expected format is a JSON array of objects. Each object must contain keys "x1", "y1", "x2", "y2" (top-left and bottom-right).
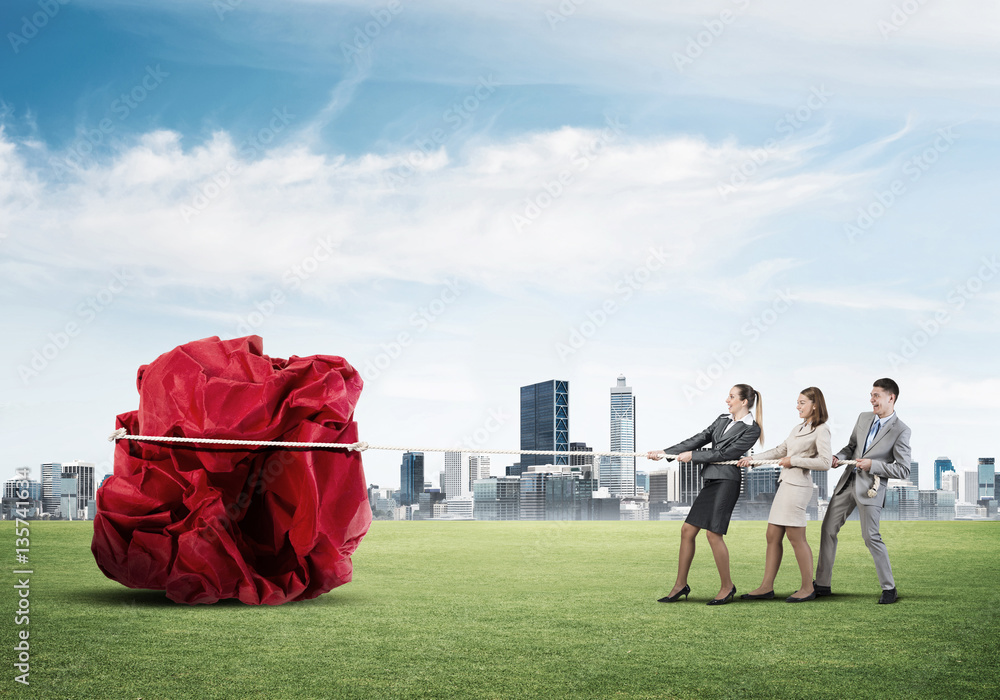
[{"x1": 2, "y1": 0, "x2": 999, "y2": 491}]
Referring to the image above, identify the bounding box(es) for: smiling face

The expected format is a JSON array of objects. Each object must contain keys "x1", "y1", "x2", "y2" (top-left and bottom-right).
[
  {"x1": 870, "y1": 386, "x2": 895, "y2": 418},
  {"x1": 796, "y1": 393, "x2": 814, "y2": 422},
  {"x1": 726, "y1": 387, "x2": 748, "y2": 416}
]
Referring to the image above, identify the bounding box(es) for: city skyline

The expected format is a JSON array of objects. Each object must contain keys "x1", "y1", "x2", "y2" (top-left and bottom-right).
[
  {"x1": 6, "y1": 377, "x2": 999, "y2": 495},
  {"x1": 2, "y1": 1, "x2": 998, "y2": 491}
]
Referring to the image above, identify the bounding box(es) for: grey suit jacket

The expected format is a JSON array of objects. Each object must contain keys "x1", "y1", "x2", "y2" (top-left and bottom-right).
[
  {"x1": 832, "y1": 411, "x2": 912, "y2": 506},
  {"x1": 665, "y1": 414, "x2": 761, "y2": 481}
]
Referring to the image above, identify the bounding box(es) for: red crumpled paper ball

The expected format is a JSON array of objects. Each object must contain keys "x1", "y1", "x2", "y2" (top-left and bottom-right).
[{"x1": 91, "y1": 336, "x2": 372, "y2": 605}]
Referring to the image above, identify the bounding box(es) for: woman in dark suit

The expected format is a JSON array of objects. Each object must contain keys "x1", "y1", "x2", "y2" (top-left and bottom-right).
[{"x1": 647, "y1": 384, "x2": 764, "y2": 605}]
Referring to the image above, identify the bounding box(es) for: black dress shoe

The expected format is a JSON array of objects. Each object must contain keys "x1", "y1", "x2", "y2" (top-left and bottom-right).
[
  {"x1": 740, "y1": 591, "x2": 775, "y2": 600},
  {"x1": 657, "y1": 584, "x2": 690, "y2": 603},
  {"x1": 878, "y1": 587, "x2": 898, "y2": 604},
  {"x1": 707, "y1": 586, "x2": 736, "y2": 606},
  {"x1": 813, "y1": 581, "x2": 833, "y2": 597},
  {"x1": 786, "y1": 591, "x2": 817, "y2": 603}
]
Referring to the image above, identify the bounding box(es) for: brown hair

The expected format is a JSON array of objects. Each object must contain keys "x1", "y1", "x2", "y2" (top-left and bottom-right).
[
  {"x1": 873, "y1": 377, "x2": 899, "y2": 401},
  {"x1": 800, "y1": 386, "x2": 828, "y2": 427},
  {"x1": 733, "y1": 384, "x2": 764, "y2": 445}
]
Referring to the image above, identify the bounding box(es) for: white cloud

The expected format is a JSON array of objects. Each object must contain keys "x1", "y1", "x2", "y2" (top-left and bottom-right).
[{"x1": 2, "y1": 119, "x2": 876, "y2": 305}]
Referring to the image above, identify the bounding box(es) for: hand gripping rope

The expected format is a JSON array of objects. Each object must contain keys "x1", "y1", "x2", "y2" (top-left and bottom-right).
[{"x1": 107, "y1": 428, "x2": 872, "y2": 496}]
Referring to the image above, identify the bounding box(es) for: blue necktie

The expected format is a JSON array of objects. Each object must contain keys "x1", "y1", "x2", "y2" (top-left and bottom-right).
[{"x1": 864, "y1": 418, "x2": 881, "y2": 453}]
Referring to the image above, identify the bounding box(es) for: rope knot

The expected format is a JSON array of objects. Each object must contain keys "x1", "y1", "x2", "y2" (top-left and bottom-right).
[
  {"x1": 350, "y1": 441, "x2": 369, "y2": 452},
  {"x1": 867, "y1": 474, "x2": 881, "y2": 499},
  {"x1": 108, "y1": 428, "x2": 127, "y2": 442}
]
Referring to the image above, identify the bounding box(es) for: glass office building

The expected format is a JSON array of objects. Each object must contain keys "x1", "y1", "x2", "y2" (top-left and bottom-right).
[
  {"x1": 978, "y1": 458, "x2": 995, "y2": 501},
  {"x1": 400, "y1": 452, "x2": 425, "y2": 506},
  {"x1": 607, "y1": 375, "x2": 636, "y2": 497},
  {"x1": 473, "y1": 477, "x2": 521, "y2": 520},
  {"x1": 520, "y1": 380, "x2": 569, "y2": 467},
  {"x1": 933, "y1": 457, "x2": 954, "y2": 490}
]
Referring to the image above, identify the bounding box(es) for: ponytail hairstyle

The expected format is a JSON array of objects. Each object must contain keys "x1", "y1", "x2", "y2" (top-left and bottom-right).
[
  {"x1": 800, "y1": 386, "x2": 829, "y2": 427},
  {"x1": 733, "y1": 383, "x2": 764, "y2": 445}
]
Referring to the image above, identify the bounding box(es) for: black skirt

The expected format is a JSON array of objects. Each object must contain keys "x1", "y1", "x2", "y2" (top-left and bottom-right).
[{"x1": 685, "y1": 478, "x2": 741, "y2": 535}]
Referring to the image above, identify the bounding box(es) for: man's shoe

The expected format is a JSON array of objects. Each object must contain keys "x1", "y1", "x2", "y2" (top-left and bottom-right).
[
  {"x1": 813, "y1": 580, "x2": 833, "y2": 597},
  {"x1": 878, "y1": 587, "x2": 898, "y2": 604}
]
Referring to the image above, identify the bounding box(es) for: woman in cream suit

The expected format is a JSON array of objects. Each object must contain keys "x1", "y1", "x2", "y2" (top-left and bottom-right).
[{"x1": 737, "y1": 387, "x2": 832, "y2": 603}]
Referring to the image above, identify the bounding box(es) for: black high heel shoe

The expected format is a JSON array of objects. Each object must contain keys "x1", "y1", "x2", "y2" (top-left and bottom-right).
[
  {"x1": 707, "y1": 586, "x2": 736, "y2": 606},
  {"x1": 657, "y1": 585, "x2": 690, "y2": 603}
]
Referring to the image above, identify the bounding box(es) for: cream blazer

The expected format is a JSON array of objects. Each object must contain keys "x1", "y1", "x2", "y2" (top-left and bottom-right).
[{"x1": 753, "y1": 422, "x2": 832, "y2": 487}]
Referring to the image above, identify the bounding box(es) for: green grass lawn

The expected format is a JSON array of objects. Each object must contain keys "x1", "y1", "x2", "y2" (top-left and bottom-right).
[{"x1": 1, "y1": 519, "x2": 998, "y2": 699}]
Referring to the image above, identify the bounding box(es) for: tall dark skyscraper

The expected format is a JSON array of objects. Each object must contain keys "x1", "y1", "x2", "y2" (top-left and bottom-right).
[
  {"x1": 400, "y1": 452, "x2": 424, "y2": 506},
  {"x1": 519, "y1": 380, "x2": 569, "y2": 467}
]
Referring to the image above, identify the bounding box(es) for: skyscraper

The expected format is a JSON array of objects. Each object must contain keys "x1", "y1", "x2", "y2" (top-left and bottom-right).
[
  {"x1": 400, "y1": 452, "x2": 424, "y2": 506},
  {"x1": 468, "y1": 455, "x2": 491, "y2": 492},
  {"x1": 608, "y1": 375, "x2": 636, "y2": 497},
  {"x1": 59, "y1": 473, "x2": 78, "y2": 520},
  {"x1": 678, "y1": 461, "x2": 703, "y2": 505},
  {"x1": 635, "y1": 470, "x2": 649, "y2": 494},
  {"x1": 933, "y1": 457, "x2": 954, "y2": 490},
  {"x1": 520, "y1": 380, "x2": 569, "y2": 467},
  {"x1": 60, "y1": 460, "x2": 96, "y2": 514},
  {"x1": 41, "y1": 462, "x2": 62, "y2": 515},
  {"x1": 908, "y1": 460, "x2": 919, "y2": 488},
  {"x1": 444, "y1": 451, "x2": 463, "y2": 499},
  {"x1": 569, "y1": 442, "x2": 594, "y2": 478},
  {"x1": 811, "y1": 469, "x2": 828, "y2": 501},
  {"x1": 959, "y1": 470, "x2": 978, "y2": 504},
  {"x1": 977, "y1": 458, "x2": 995, "y2": 501},
  {"x1": 941, "y1": 471, "x2": 960, "y2": 494}
]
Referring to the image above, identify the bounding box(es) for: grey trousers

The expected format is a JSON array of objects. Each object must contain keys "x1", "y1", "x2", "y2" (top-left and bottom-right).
[{"x1": 816, "y1": 475, "x2": 896, "y2": 590}]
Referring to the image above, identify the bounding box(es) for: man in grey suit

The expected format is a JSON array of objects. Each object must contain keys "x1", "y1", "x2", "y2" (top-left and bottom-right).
[{"x1": 815, "y1": 378, "x2": 911, "y2": 604}]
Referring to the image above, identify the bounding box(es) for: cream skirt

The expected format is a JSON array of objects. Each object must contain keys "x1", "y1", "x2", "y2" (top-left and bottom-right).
[{"x1": 767, "y1": 481, "x2": 811, "y2": 527}]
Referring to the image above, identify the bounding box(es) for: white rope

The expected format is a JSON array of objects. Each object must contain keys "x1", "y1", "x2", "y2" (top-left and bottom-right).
[{"x1": 106, "y1": 428, "x2": 863, "y2": 472}]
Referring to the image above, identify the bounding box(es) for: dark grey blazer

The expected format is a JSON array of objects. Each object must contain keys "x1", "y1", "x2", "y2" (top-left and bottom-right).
[{"x1": 665, "y1": 414, "x2": 761, "y2": 481}]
